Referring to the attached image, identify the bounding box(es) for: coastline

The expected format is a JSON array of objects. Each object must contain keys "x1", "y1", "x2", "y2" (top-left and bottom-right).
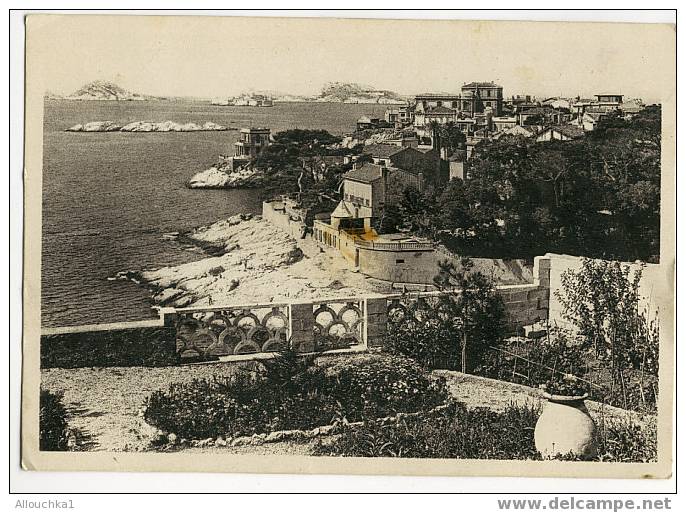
[{"x1": 132, "y1": 213, "x2": 389, "y2": 309}]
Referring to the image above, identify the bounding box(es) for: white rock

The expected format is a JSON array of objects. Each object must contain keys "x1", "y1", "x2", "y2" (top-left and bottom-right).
[{"x1": 187, "y1": 167, "x2": 263, "y2": 189}]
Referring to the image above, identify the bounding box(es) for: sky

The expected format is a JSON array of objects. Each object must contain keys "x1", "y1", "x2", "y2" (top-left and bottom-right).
[{"x1": 27, "y1": 15, "x2": 674, "y2": 103}]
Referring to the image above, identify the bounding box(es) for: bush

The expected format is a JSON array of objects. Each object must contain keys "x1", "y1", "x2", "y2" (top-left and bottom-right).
[
  {"x1": 39, "y1": 389, "x2": 69, "y2": 451},
  {"x1": 314, "y1": 400, "x2": 658, "y2": 462},
  {"x1": 314, "y1": 401, "x2": 540, "y2": 459},
  {"x1": 41, "y1": 327, "x2": 179, "y2": 368},
  {"x1": 143, "y1": 352, "x2": 448, "y2": 440}
]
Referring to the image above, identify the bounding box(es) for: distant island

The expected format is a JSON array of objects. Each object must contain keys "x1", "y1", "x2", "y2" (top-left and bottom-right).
[
  {"x1": 314, "y1": 82, "x2": 407, "y2": 104},
  {"x1": 47, "y1": 80, "x2": 409, "y2": 104},
  {"x1": 46, "y1": 80, "x2": 161, "y2": 101},
  {"x1": 210, "y1": 82, "x2": 408, "y2": 105}
]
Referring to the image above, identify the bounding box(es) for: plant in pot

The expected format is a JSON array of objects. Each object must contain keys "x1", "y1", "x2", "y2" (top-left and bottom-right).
[{"x1": 534, "y1": 374, "x2": 597, "y2": 459}]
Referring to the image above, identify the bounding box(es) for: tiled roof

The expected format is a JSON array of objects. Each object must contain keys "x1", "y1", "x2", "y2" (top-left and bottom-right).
[
  {"x1": 542, "y1": 125, "x2": 585, "y2": 139},
  {"x1": 362, "y1": 144, "x2": 405, "y2": 158},
  {"x1": 343, "y1": 163, "x2": 384, "y2": 184},
  {"x1": 331, "y1": 201, "x2": 355, "y2": 218}
]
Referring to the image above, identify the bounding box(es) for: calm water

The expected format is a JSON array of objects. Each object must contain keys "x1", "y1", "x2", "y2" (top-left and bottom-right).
[{"x1": 42, "y1": 100, "x2": 389, "y2": 327}]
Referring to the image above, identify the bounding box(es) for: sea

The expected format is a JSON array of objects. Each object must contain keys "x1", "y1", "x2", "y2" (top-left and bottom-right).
[{"x1": 42, "y1": 100, "x2": 390, "y2": 327}]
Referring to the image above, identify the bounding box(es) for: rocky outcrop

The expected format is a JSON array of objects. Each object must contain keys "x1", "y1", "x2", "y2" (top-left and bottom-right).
[
  {"x1": 187, "y1": 166, "x2": 264, "y2": 189},
  {"x1": 65, "y1": 121, "x2": 229, "y2": 132}
]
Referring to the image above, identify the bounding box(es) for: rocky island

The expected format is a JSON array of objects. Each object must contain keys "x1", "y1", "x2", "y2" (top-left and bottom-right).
[
  {"x1": 53, "y1": 80, "x2": 157, "y2": 101},
  {"x1": 66, "y1": 121, "x2": 230, "y2": 132}
]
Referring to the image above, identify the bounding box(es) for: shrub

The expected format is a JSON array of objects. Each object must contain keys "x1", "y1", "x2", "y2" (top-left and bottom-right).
[
  {"x1": 143, "y1": 352, "x2": 448, "y2": 440},
  {"x1": 313, "y1": 401, "x2": 540, "y2": 459},
  {"x1": 323, "y1": 354, "x2": 449, "y2": 420},
  {"x1": 594, "y1": 416, "x2": 657, "y2": 463},
  {"x1": 39, "y1": 389, "x2": 69, "y2": 451},
  {"x1": 314, "y1": 400, "x2": 658, "y2": 462},
  {"x1": 41, "y1": 327, "x2": 179, "y2": 368}
]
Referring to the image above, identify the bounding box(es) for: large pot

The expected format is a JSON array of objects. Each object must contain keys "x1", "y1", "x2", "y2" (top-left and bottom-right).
[{"x1": 534, "y1": 393, "x2": 597, "y2": 459}]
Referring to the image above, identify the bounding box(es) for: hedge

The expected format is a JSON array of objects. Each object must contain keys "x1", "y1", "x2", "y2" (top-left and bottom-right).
[{"x1": 41, "y1": 326, "x2": 179, "y2": 368}]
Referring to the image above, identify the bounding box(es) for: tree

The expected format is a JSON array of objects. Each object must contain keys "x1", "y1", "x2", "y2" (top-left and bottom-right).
[
  {"x1": 385, "y1": 259, "x2": 506, "y2": 373},
  {"x1": 555, "y1": 258, "x2": 659, "y2": 390},
  {"x1": 433, "y1": 259, "x2": 507, "y2": 373}
]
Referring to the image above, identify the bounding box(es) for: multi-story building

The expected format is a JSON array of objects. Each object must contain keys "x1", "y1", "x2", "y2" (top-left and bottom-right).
[
  {"x1": 234, "y1": 127, "x2": 271, "y2": 158},
  {"x1": 412, "y1": 81, "x2": 503, "y2": 146},
  {"x1": 221, "y1": 127, "x2": 271, "y2": 171}
]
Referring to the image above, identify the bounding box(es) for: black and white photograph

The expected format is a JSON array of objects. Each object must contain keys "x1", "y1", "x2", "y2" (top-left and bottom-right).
[{"x1": 18, "y1": 12, "x2": 675, "y2": 481}]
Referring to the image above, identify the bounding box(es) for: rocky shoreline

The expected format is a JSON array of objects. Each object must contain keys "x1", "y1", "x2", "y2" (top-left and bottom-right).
[{"x1": 120, "y1": 213, "x2": 383, "y2": 309}]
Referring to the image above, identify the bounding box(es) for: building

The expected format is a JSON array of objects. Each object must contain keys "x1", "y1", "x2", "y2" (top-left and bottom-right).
[
  {"x1": 313, "y1": 162, "x2": 436, "y2": 270},
  {"x1": 412, "y1": 81, "x2": 503, "y2": 146},
  {"x1": 356, "y1": 116, "x2": 383, "y2": 131},
  {"x1": 361, "y1": 144, "x2": 441, "y2": 184},
  {"x1": 234, "y1": 127, "x2": 271, "y2": 158},
  {"x1": 516, "y1": 106, "x2": 569, "y2": 126},
  {"x1": 222, "y1": 127, "x2": 271, "y2": 171},
  {"x1": 580, "y1": 111, "x2": 608, "y2": 131},
  {"x1": 535, "y1": 125, "x2": 585, "y2": 143},
  {"x1": 497, "y1": 124, "x2": 541, "y2": 139},
  {"x1": 461, "y1": 82, "x2": 504, "y2": 116},
  {"x1": 492, "y1": 116, "x2": 518, "y2": 132},
  {"x1": 595, "y1": 94, "x2": 624, "y2": 105}
]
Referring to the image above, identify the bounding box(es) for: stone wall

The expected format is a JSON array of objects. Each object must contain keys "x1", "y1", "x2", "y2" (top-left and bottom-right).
[{"x1": 41, "y1": 319, "x2": 178, "y2": 368}]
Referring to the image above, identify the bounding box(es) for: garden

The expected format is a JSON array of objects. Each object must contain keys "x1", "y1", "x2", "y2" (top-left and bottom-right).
[{"x1": 39, "y1": 257, "x2": 660, "y2": 462}]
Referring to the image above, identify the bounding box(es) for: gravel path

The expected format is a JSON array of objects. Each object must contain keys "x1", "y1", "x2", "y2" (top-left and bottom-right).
[{"x1": 41, "y1": 362, "x2": 654, "y2": 453}]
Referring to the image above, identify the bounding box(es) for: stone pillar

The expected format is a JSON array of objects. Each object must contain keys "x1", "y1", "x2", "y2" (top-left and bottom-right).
[
  {"x1": 533, "y1": 254, "x2": 552, "y2": 289},
  {"x1": 365, "y1": 297, "x2": 388, "y2": 349},
  {"x1": 289, "y1": 301, "x2": 315, "y2": 353},
  {"x1": 159, "y1": 307, "x2": 178, "y2": 328}
]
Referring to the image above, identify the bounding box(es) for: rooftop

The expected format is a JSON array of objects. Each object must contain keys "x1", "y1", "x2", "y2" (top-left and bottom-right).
[
  {"x1": 544, "y1": 125, "x2": 585, "y2": 139},
  {"x1": 343, "y1": 163, "x2": 384, "y2": 184},
  {"x1": 463, "y1": 81, "x2": 502, "y2": 89},
  {"x1": 362, "y1": 144, "x2": 406, "y2": 158}
]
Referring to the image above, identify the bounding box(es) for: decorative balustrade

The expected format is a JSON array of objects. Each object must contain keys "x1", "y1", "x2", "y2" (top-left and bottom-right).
[
  {"x1": 354, "y1": 240, "x2": 435, "y2": 251},
  {"x1": 173, "y1": 303, "x2": 290, "y2": 358},
  {"x1": 312, "y1": 298, "x2": 365, "y2": 351}
]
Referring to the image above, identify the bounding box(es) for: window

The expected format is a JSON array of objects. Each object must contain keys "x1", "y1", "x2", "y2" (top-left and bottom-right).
[{"x1": 395, "y1": 259, "x2": 405, "y2": 264}]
